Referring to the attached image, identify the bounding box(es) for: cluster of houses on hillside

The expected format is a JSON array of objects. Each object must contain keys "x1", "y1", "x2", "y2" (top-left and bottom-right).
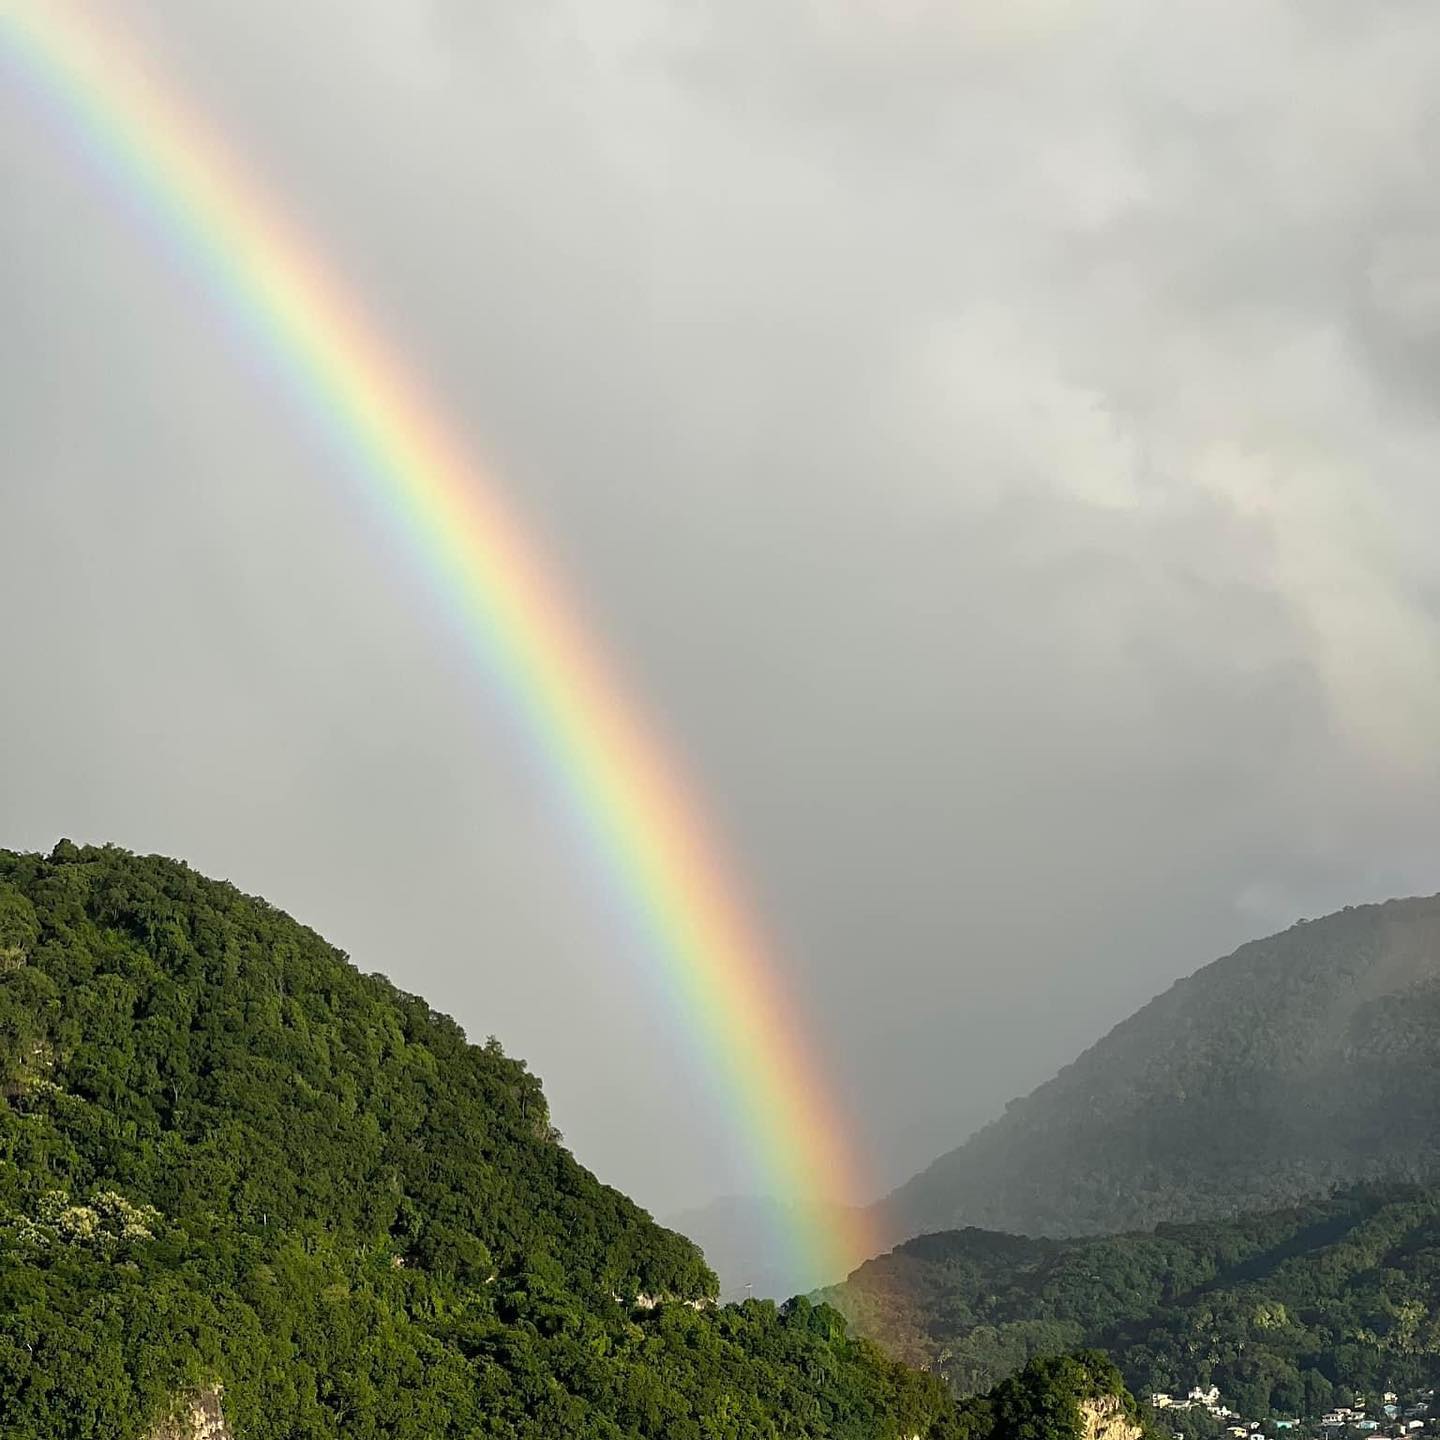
[{"x1": 1147, "y1": 1386, "x2": 1435, "y2": 1440}]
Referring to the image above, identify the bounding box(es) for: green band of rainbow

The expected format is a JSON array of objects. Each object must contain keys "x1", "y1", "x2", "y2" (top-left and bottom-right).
[{"x1": 1, "y1": 2, "x2": 878, "y2": 1285}]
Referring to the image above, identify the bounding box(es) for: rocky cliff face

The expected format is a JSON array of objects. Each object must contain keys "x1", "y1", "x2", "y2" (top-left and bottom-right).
[
  {"x1": 1078, "y1": 1394, "x2": 1143, "y2": 1440},
  {"x1": 146, "y1": 1388, "x2": 230, "y2": 1440}
]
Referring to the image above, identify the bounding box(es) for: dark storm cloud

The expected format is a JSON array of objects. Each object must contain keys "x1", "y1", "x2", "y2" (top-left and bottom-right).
[{"x1": 4, "y1": 0, "x2": 1440, "y2": 1215}]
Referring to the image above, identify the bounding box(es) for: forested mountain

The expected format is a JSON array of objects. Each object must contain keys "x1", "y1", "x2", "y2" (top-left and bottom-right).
[
  {"x1": 828, "y1": 1185, "x2": 1440, "y2": 1411},
  {"x1": 0, "y1": 842, "x2": 959, "y2": 1439},
  {"x1": 882, "y1": 896, "x2": 1440, "y2": 1243}
]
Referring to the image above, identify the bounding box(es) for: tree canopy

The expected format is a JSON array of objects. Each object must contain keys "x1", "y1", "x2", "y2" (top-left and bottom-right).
[{"x1": 828, "y1": 1185, "x2": 1440, "y2": 1412}]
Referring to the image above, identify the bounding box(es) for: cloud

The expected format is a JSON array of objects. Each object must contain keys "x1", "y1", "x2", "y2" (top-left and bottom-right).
[{"x1": 4, "y1": 0, "x2": 1440, "y2": 1213}]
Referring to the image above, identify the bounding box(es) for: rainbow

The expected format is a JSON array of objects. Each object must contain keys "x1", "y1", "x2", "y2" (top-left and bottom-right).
[{"x1": 0, "y1": 3, "x2": 879, "y2": 1285}]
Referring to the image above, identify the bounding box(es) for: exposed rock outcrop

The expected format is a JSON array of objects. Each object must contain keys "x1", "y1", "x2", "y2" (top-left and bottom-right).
[
  {"x1": 1078, "y1": 1393, "x2": 1143, "y2": 1440},
  {"x1": 147, "y1": 1387, "x2": 230, "y2": 1440}
]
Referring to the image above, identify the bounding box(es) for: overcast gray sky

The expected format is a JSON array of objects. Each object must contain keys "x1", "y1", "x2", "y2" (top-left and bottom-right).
[{"x1": 4, "y1": 0, "x2": 1440, "y2": 1217}]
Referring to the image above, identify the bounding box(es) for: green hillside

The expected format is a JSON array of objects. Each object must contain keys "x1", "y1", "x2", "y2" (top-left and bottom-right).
[
  {"x1": 827, "y1": 1185, "x2": 1440, "y2": 1412},
  {"x1": 882, "y1": 896, "x2": 1440, "y2": 1243},
  {"x1": 0, "y1": 842, "x2": 956, "y2": 1439},
  {"x1": 949, "y1": 1351, "x2": 1156, "y2": 1440}
]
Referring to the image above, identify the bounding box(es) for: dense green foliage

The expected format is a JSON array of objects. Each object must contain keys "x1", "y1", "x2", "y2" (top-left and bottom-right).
[
  {"x1": 828, "y1": 1186, "x2": 1440, "y2": 1413},
  {"x1": 0, "y1": 843, "x2": 957, "y2": 1439},
  {"x1": 884, "y1": 895, "x2": 1440, "y2": 1242}
]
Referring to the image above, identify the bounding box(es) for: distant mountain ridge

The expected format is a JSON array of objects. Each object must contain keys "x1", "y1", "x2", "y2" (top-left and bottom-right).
[{"x1": 880, "y1": 894, "x2": 1440, "y2": 1243}]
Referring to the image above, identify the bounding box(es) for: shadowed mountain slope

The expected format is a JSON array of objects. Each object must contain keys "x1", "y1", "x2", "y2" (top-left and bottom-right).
[{"x1": 882, "y1": 895, "x2": 1440, "y2": 1243}]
